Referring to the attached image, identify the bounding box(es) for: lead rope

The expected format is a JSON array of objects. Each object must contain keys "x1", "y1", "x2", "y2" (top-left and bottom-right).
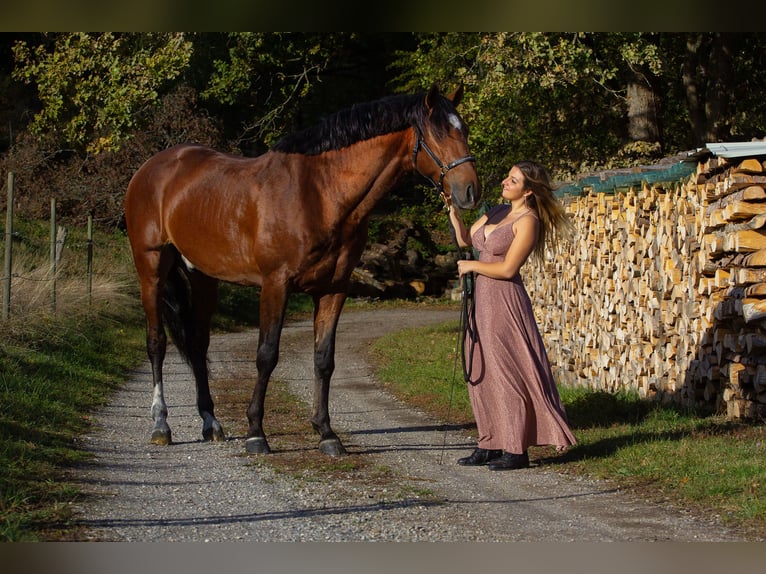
[{"x1": 439, "y1": 207, "x2": 477, "y2": 465}]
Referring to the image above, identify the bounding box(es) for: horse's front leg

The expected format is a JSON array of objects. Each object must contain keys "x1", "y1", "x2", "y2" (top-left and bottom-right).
[
  {"x1": 312, "y1": 292, "x2": 348, "y2": 456},
  {"x1": 245, "y1": 282, "x2": 288, "y2": 454},
  {"x1": 187, "y1": 271, "x2": 225, "y2": 442}
]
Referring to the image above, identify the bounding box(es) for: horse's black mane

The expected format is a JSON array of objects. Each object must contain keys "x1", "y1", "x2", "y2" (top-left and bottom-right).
[{"x1": 271, "y1": 91, "x2": 459, "y2": 155}]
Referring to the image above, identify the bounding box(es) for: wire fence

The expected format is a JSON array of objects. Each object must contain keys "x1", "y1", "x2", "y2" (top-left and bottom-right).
[{"x1": 2, "y1": 171, "x2": 132, "y2": 320}]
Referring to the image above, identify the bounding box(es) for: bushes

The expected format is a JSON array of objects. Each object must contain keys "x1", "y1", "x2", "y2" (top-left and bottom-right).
[{"x1": 1, "y1": 87, "x2": 224, "y2": 229}]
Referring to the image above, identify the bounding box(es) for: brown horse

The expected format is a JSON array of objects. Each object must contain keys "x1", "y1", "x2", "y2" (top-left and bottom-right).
[{"x1": 125, "y1": 83, "x2": 480, "y2": 456}]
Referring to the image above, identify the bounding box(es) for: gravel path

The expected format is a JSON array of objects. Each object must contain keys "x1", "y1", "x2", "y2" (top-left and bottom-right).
[{"x1": 70, "y1": 307, "x2": 746, "y2": 542}]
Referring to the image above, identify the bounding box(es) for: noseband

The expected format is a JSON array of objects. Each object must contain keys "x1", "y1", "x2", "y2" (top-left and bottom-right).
[{"x1": 412, "y1": 127, "x2": 476, "y2": 194}]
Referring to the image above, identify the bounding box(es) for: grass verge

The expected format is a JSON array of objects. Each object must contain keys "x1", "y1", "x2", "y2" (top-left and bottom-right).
[
  {"x1": 369, "y1": 319, "x2": 766, "y2": 540},
  {"x1": 0, "y1": 304, "x2": 146, "y2": 541},
  {"x1": 0, "y1": 219, "x2": 149, "y2": 541}
]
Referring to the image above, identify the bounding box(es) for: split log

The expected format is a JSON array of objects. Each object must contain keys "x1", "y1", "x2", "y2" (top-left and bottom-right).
[
  {"x1": 723, "y1": 229, "x2": 766, "y2": 253},
  {"x1": 731, "y1": 267, "x2": 766, "y2": 286},
  {"x1": 723, "y1": 200, "x2": 766, "y2": 221},
  {"x1": 733, "y1": 158, "x2": 764, "y2": 174},
  {"x1": 742, "y1": 298, "x2": 766, "y2": 323}
]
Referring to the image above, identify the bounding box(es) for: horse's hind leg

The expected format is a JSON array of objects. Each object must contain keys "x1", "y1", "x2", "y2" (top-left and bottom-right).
[
  {"x1": 186, "y1": 271, "x2": 225, "y2": 442},
  {"x1": 148, "y1": 334, "x2": 172, "y2": 444},
  {"x1": 135, "y1": 249, "x2": 173, "y2": 445},
  {"x1": 148, "y1": 318, "x2": 172, "y2": 445}
]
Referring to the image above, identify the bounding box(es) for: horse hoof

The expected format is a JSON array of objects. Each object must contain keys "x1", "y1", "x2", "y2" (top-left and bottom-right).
[
  {"x1": 202, "y1": 425, "x2": 226, "y2": 442},
  {"x1": 245, "y1": 437, "x2": 271, "y2": 454},
  {"x1": 150, "y1": 429, "x2": 172, "y2": 445},
  {"x1": 319, "y1": 438, "x2": 347, "y2": 456}
]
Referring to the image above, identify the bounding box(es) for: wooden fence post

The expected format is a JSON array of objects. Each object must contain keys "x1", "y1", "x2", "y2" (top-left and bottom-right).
[
  {"x1": 87, "y1": 214, "x2": 93, "y2": 308},
  {"x1": 50, "y1": 197, "x2": 56, "y2": 314},
  {"x1": 3, "y1": 172, "x2": 13, "y2": 320}
]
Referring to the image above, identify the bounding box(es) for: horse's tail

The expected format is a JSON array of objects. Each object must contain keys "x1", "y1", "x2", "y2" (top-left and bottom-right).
[{"x1": 161, "y1": 249, "x2": 196, "y2": 364}]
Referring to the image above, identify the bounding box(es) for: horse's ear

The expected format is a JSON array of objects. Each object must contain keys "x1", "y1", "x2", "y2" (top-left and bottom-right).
[
  {"x1": 447, "y1": 84, "x2": 464, "y2": 107},
  {"x1": 425, "y1": 83, "x2": 441, "y2": 111}
]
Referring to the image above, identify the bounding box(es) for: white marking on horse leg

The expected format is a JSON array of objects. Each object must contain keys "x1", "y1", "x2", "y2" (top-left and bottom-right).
[
  {"x1": 149, "y1": 382, "x2": 172, "y2": 443},
  {"x1": 151, "y1": 383, "x2": 168, "y2": 423}
]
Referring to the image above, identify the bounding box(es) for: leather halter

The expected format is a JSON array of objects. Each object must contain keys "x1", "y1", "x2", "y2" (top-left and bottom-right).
[{"x1": 412, "y1": 126, "x2": 476, "y2": 193}]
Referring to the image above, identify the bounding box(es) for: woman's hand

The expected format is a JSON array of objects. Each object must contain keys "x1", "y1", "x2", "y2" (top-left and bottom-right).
[
  {"x1": 440, "y1": 191, "x2": 452, "y2": 211},
  {"x1": 457, "y1": 259, "x2": 474, "y2": 277}
]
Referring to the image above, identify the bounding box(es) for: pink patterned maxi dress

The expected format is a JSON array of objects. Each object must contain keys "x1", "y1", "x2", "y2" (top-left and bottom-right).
[{"x1": 465, "y1": 204, "x2": 576, "y2": 454}]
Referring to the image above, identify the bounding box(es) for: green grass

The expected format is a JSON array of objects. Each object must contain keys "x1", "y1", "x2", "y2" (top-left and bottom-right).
[
  {"x1": 370, "y1": 320, "x2": 474, "y2": 422},
  {"x1": 0, "y1": 219, "x2": 148, "y2": 540},
  {"x1": 214, "y1": 284, "x2": 315, "y2": 330},
  {"x1": 0, "y1": 305, "x2": 147, "y2": 541},
  {"x1": 370, "y1": 319, "x2": 766, "y2": 539}
]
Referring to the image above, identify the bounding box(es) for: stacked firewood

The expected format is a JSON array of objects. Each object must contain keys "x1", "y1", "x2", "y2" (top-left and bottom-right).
[
  {"x1": 525, "y1": 155, "x2": 766, "y2": 420},
  {"x1": 695, "y1": 157, "x2": 766, "y2": 419}
]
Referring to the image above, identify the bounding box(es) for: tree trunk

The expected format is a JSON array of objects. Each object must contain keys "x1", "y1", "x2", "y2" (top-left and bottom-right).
[
  {"x1": 682, "y1": 33, "x2": 737, "y2": 146},
  {"x1": 682, "y1": 33, "x2": 707, "y2": 146},
  {"x1": 627, "y1": 75, "x2": 660, "y2": 143},
  {"x1": 705, "y1": 33, "x2": 736, "y2": 142}
]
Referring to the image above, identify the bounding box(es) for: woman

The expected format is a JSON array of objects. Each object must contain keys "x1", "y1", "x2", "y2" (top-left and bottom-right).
[{"x1": 445, "y1": 160, "x2": 576, "y2": 470}]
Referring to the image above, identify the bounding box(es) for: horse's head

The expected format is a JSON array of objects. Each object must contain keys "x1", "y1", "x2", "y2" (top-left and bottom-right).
[{"x1": 413, "y1": 83, "x2": 481, "y2": 210}]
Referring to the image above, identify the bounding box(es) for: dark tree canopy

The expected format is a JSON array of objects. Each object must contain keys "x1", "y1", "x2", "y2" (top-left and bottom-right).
[{"x1": 2, "y1": 32, "x2": 765, "y2": 230}]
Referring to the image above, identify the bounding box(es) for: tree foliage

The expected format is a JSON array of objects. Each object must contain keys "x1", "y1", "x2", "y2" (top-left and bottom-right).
[
  {"x1": 3, "y1": 32, "x2": 766, "y2": 231},
  {"x1": 195, "y1": 32, "x2": 344, "y2": 151},
  {"x1": 391, "y1": 32, "x2": 766, "y2": 202},
  {"x1": 12, "y1": 33, "x2": 193, "y2": 154}
]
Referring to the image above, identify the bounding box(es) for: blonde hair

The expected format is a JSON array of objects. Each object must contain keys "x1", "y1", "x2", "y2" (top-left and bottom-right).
[{"x1": 515, "y1": 160, "x2": 574, "y2": 263}]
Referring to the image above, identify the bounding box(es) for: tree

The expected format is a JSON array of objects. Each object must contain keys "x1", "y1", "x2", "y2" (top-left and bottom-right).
[
  {"x1": 196, "y1": 33, "x2": 414, "y2": 153},
  {"x1": 2, "y1": 32, "x2": 417, "y2": 226},
  {"x1": 195, "y1": 32, "x2": 334, "y2": 152},
  {"x1": 10, "y1": 32, "x2": 409, "y2": 157},
  {"x1": 391, "y1": 32, "x2": 766, "y2": 197},
  {"x1": 12, "y1": 33, "x2": 193, "y2": 155},
  {"x1": 680, "y1": 33, "x2": 741, "y2": 144},
  {"x1": 392, "y1": 33, "x2": 628, "y2": 189}
]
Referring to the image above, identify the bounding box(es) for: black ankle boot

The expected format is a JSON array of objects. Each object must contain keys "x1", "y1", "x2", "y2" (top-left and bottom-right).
[
  {"x1": 487, "y1": 451, "x2": 529, "y2": 470},
  {"x1": 457, "y1": 448, "x2": 503, "y2": 466}
]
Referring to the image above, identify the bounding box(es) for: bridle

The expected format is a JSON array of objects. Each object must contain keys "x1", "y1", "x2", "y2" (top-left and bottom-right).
[{"x1": 412, "y1": 126, "x2": 476, "y2": 195}]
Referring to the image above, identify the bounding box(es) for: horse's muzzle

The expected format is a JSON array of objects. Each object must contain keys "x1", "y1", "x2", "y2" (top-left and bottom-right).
[{"x1": 452, "y1": 181, "x2": 480, "y2": 210}]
